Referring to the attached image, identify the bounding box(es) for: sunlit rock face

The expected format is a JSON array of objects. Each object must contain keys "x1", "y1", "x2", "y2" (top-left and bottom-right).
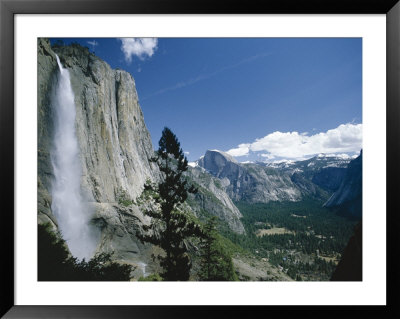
[
  {"x1": 52, "y1": 43, "x2": 159, "y2": 204},
  {"x1": 37, "y1": 39, "x2": 246, "y2": 270},
  {"x1": 38, "y1": 38, "x2": 159, "y2": 268}
]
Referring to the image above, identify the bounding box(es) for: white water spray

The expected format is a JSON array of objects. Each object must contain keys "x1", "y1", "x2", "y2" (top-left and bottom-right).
[
  {"x1": 50, "y1": 55, "x2": 99, "y2": 260},
  {"x1": 137, "y1": 262, "x2": 149, "y2": 277}
]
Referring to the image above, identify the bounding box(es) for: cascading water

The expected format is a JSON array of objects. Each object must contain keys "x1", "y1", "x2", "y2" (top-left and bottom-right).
[
  {"x1": 50, "y1": 55, "x2": 99, "y2": 260},
  {"x1": 137, "y1": 262, "x2": 149, "y2": 277}
]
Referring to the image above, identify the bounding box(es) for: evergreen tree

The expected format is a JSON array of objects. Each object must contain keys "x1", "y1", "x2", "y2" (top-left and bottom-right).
[
  {"x1": 137, "y1": 127, "x2": 201, "y2": 281},
  {"x1": 198, "y1": 217, "x2": 237, "y2": 281}
]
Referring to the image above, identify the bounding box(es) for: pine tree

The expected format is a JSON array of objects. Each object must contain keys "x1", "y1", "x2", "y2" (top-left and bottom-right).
[
  {"x1": 198, "y1": 217, "x2": 237, "y2": 281},
  {"x1": 137, "y1": 127, "x2": 201, "y2": 281}
]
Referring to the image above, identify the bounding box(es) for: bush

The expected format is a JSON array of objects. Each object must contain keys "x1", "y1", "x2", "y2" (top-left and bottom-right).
[
  {"x1": 117, "y1": 188, "x2": 134, "y2": 207},
  {"x1": 138, "y1": 273, "x2": 163, "y2": 281}
]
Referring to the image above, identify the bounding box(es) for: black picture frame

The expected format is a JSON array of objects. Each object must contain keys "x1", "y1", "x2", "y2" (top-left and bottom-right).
[{"x1": 1, "y1": 0, "x2": 399, "y2": 318}]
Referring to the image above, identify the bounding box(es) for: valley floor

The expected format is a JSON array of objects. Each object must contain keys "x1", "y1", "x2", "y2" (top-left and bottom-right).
[
  {"x1": 232, "y1": 254, "x2": 292, "y2": 281},
  {"x1": 219, "y1": 199, "x2": 357, "y2": 281}
]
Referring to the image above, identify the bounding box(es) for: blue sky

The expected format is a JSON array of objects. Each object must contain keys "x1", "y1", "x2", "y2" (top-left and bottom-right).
[{"x1": 50, "y1": 38, "x2": 362, "y2": 162}]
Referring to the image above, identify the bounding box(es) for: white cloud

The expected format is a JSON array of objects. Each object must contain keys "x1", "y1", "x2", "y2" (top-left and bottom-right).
[
  {"x1": 184, "y1": 151, "x2": 190, "y2": 155},
  {"x1": 260, "y1": 153, "x2": 276, "y2": 160},
  {"x1": 87, "y1": 40, "x2": 98, "y2": 47},
  {"x1": 226, "y1": 123, "x2": 362, "y2": 159},
  {"x1": 119, "y1": 38, "x2": 158, "y2": 63},
  {"x1": 225, "y1": 143, "x2": 250, "y2": 157}
]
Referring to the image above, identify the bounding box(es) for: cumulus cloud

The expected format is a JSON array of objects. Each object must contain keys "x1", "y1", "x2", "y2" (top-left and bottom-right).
[
  {"x1": 119, "y1": 38, "x2": 158, "y2": 63},
  {"x1": 226, "y1": 123, "x2": 362, "y2": 159},
  {"x1": 226, "y1": 143, "x2": 251, "y2": 157}
]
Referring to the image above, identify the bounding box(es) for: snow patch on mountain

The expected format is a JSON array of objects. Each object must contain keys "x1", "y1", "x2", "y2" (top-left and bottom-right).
[
  {"x1": 316, "y1": 153, "x2": 357, "y2": 160},
  {"x1": 188, "y1": 162, "x2": 198, "y2": 168}
]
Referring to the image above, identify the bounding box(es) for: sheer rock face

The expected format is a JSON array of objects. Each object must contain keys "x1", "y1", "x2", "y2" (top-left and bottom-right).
[
  {"x1": 324, "y1": 152, "x2": 362, "y2": 218},
  {"x1": 37, "y1": 38, "x2": 59, "y2": 228},
  {"x1": 311, "y1": 167, "x2": 347, "y2": 192},
  {"x1": 52, "y1": 43, "x2": 159, "y2": 204},
  {"x1": 37, "y1": 39, "x2": 160, "y2": 269},
  {"x1": 37, "y1": 39, "x2": 245, "y2": 271}
]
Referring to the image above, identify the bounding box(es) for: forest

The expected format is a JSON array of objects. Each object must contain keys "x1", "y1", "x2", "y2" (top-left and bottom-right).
[{"x1": 219, "y1": 199, "x2": 357, "y2": 280}]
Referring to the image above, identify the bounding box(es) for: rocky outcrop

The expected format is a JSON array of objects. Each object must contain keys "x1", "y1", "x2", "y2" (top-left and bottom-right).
[
  {"x1": 198, "y1": 149, "x2": 241, "y2": 177},
  {"x1": 233, "y1": 256, "x2": 293, "y2": 281},
  {"x1": 186, "y1": 166, "x2": 245, "y2": 234},
  {"x1": 324, "y1": 152, "x2": 362, "y2": 218}
]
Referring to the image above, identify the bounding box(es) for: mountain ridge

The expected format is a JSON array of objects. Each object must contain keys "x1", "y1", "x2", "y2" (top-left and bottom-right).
[{"x1": 195, "y1": 149, "x2": 358, "y2": 204}]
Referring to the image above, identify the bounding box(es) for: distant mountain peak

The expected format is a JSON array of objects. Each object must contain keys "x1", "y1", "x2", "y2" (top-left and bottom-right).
[
  {"x1": 315, "y1": 153, "x2": 356, "y2": 160},
  {"x1": 207, "y1": 149, "x2": 238, "y2": 163},
  {"x1": 241, "y1": 161, "x2": 254, "y2": 164}
]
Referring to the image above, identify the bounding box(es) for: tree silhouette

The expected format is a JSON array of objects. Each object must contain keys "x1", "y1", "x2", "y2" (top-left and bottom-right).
[
  {"x1": 38, "y1": 223, "x2": 74, "y2": 280},
  {"x1": 137, "y1": 127, "x2": 202, "y2": 281},
  {"x1": 38, "y1": 223, "x2": 133, "y2": 281}
]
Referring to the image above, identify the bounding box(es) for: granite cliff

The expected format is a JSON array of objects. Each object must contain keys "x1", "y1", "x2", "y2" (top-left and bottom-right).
[
  {"x1": 37, "y1": 39, "x2": 245, "y2": 275},
  {"x1": 38, "y1": 39, "x2": 161, "y2": 274}
]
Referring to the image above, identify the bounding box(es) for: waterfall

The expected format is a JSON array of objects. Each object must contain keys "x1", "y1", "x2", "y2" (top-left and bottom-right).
[
  {"x1": 50, "y1": 55, "x2": 99, "y2": 260},
  {"x1": 137, "y1": 262, "x2": 149, "y2": 277}
]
